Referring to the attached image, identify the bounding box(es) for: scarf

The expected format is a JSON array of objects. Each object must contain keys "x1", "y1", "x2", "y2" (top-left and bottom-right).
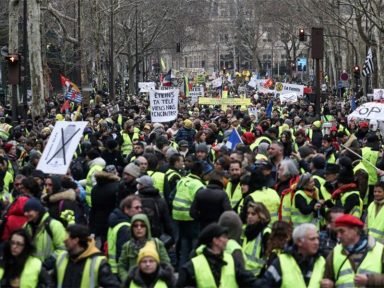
[{"x1": 331, "y1": 183, "x2": 357, "y2": 199}]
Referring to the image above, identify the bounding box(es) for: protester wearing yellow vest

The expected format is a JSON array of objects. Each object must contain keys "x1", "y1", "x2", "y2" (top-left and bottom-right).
[
  {"x1": 291, "y1": 173, "x2": 323, "y2": 228},
  {"x1": 125, "y1": 241, "x2": 175, "y2": 287},
  {"x1": 177, "y1": 223, "x2": 258, "y2": 287},
  {"x1": 121, "y1": 119, "x2": 140, "y2": 157},
  {"x1": 242, "y1": 202, "x2": 271, "y2": 276},
  {"x1": 366, "y1": 183, "x2": 384, "y2": 244},
  {"x1": 0, "y1": 229, "x2": 49, "y2": 287},
  {"x1": 362, "y1": 142, "x2": 380, "y2": 204},
  {"x1": 322, "y1": 214, "x2": 384, "y2": 287},
  {"x1": 226, "y1": 160, "x2": 243, "y2": 208},
  {"x1": 262, "y1": 223, "x2": 324, "y2": 287},
  {"x1": 54, "y1": 224, "x2": 119, "y2": 287},
  {"x1": 82, "y1": 150, "x2": 106, "y2": 207}
]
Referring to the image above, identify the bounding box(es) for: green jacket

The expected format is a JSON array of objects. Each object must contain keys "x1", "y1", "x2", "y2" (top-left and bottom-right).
[{"x1": 117, "y1": 214, "x2": 170, "y2": 282}]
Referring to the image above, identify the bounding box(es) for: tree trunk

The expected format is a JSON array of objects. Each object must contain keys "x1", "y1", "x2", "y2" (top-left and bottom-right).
[
  {"x1": 27, "y1": 0, "x2": 45, "y2": 118},
  {"x1": 8, "y1": 0, "x2": 20, "y2": 112}
]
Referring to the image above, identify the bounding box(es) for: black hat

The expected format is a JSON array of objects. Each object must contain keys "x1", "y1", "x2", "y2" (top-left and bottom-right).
[
  {"x1": 24, "y1": 197, "x2": 44, "y2": 213},
  {"x1": 198, "y1": 223, "x2": 228, "y2": 246},
  {"x1": 338, "y1": 167, "x2": 355, "y2": 184},
  {"x1": 325, "y1": 163, "x2": 340, "y2": 175}
]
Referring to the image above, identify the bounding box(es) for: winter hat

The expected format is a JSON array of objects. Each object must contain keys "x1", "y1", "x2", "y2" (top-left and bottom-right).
[
  {"x1": 178, "y1": 140, "x2": 189, "y2": 148},
  {"x1": 123, "y1": 163, "x2": 141, "y2": 178},
  {"x1": 335, "y1": 214, "x2": 364, "y2": 228},
  {"x1": 297, "y1": 173, "x2": 312, "y2": 189},
  {"x1": 137, "y1": 241, "x2": 160, "y2": 264},
  {"x1": 183, "y1": 119, "x2": 193, "y2": 129},
  {"x1": 24, "y1": 197, "x2": 44, "y2": 213},
  {"x1": 3, "y1": 143, "x2": 13, "y2": 153},
  {"x1": 136, "y1": 175, "x2": 153, "y2": 187},
  {"x1": 242, "y1": 132, "x2": 256, "y2": 145},
  {"x1": 312, "y1": 155, "x2": 325, "y2": 170},
  {"x1": 218, "y1": 211, "x2": 243, "y2": 243},
  {"x1": 104, "y1": 165, "x2": 117, "y2": 174},
  {"x1": 165, "y1": 147, "x2": 178, "y2": 159},
  {"x1": 29, "y1": 151, "x2": 42, "y2": 162},
  {"x1": 196, "y1": 143, "x2": 209, "y2": 153},
  {"x1": 198, "y1": 223, "x2": 228, "y2": 246},
  {"x1": 338, "y1": 166, "x2": 355, "y2": 184}
]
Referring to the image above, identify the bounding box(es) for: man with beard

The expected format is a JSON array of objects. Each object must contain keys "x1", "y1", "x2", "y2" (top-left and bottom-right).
[
  {"x1": 268, "y1": 141, "x2": 285, "y2": 182},
  {"x1": 225, "y1": 160, "x2": 243, "y2": 208}
]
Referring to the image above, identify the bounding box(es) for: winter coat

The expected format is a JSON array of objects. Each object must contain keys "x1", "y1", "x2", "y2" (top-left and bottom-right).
[
  {"x1": 1, "y1": 196, "x2": 29, "y2": 241},
  {"x1": 177, "y1": 247, "x2": 258, "y2": 288},
  {"x1": 46, "y1": 188, "x2": 85, "y2": 227},
  {"x1": 190, "y1": 183, "x2": 231, "y2": 229},
  {"x1": 108, "y1": 208, "x2": 132, "y2": 261},
  {"x1": 175, "y1": 127, "x2": 196, "y2": 149},
  {"x1": 90, "y1": 172, "x2": 120, "y2": 238},
  {"x1": 101, "y1": 150, "x2": 125, "y2": 173},
  {"x1": 117, "y1": 180, "x2": 138, "y2": 206},
  {"x1": 52, "y1": 239, "x2": 120, "y2": 288},
  {"x1": 125, "y1": 262, "x2": 175, "y2": 288},
  {"x1": 118, "y1": 214, "x2": 170, "y2": 283},
  {"x1": 138, "y1": 186, "x2": 174, "y2": 240}
]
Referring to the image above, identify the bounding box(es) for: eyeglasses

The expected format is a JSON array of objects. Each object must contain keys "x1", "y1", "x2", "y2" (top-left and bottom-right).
[
  {"x1": 10, "y1": 241, "x2": 25, "y2": 247},
  {"x1": 133, "y1": 224, "x2": 146, "y2": 229}
]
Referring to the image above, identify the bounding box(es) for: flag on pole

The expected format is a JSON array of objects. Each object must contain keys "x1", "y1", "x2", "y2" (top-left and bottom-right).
[
  {"x1": 362, "y1": 47, "x2": 374, "y2": 77},
  {"x1": 263, "y1": 78, "x2": 273, "y2": 88},
  {"x1": 183, "y1": 75, "x2": 189, "y2": 97},
  {"x1": 162, "y1": 70, "x2": 172, "y2": 87},
  {"x1": 226, "y1": 129, "x2": 243, "y2": 150},
  {"x1": 60, "y1": 75, "x2": 82, "y2": 103}
]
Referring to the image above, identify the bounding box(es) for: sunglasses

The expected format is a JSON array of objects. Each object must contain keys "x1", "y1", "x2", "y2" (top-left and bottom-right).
[{"x1": 133, "y1": 223, "x2": 146, "y2": 229}]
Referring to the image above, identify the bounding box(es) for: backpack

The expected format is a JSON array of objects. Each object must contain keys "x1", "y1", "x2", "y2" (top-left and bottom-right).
[{"x1": 141, "y1": 197, "x2": 162, "y2": 238}]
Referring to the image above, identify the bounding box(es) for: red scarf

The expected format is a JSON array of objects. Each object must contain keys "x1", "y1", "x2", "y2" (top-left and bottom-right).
[{"x1": 331, "y1": 183, "x2": 357, "y2": 199}]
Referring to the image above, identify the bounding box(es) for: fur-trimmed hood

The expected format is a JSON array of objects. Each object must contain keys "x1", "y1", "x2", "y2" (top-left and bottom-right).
[
  {"x1": 48, "y1": 188, "x2": 77, "y2": 203},
  {"x1": 95, "y1": 171, "x2": 120, "y2": 185}
]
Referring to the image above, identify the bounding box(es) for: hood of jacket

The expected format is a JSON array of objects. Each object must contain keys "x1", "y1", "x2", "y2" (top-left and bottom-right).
[
  {"x1": 89, "y1": 157, "x2": 106, "y2": 168},
  {"x1": 73, "y1": 238, "x2": 102, "y2": 262},
  {"x1": 95, "y1": 171, "x2": 120, "y2": 185},
  {"x1": 138, "y1": 186, "x2": 160, "y2": 197},
  {"x1": 108, "y1": 207, "x2": 131, "y2": 228},
  {"x1": 218, "y1": 211, "x2": 242, "y2": 243},
  {"x1": 48, "y1": 188, "x2": 76, "y2": 203},
  {"x1": 131, "y1": 213, "x2": 152, "y2": 239}
]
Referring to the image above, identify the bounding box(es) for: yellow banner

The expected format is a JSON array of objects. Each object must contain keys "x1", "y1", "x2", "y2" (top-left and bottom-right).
[{"x1": 198, "y1": 97, "x2": 252, "y2": 106}]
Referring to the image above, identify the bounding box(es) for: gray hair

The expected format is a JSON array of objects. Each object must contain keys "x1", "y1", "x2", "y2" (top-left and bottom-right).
[
  {"x1": 279, "y1": 159, "x2": 299, "y2": 178},
  {"x1": 292, "y1": 223, "x2": 317, "y2": 243}
]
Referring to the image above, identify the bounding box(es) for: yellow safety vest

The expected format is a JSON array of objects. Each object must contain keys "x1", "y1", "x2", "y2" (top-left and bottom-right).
[
  {"x1": 362, "y1": 147, "x2": 379, "y2": 186},
  {"x1": 250, "y1": 136, "x2": 271, "y2": 151},
  {"x1": 225, "y1": 181, "x2": 242, "y2": 208},
  {"x1": 333, "y1": 242, "x2": 383, "y2": 287},
  {"x1": 280, "y1": 253, "x2": 325, "y2": 288},
  {"x1": 148, "y1": 170, "x2": 166, "y2": 198},
  {"x1": 367, "y1": 202, "x2": 384, "y2": 243},
  {"x1": 2, "y1": 171, "x2": 13, "y2": 202},
  {"x1": 56, "y1": 251, "x2": 106, "y2": 288},
  {"x1": 85, "y1": 163, "x2": 104, "y2": 207},
  {"x1": 121, "y1": 131, "x2": 139, "y2": 156},
  {"x1": 340, "y1": 190, "x2": 363, "y2": 218},
  {"x1": 0, "y1": 256, "x2": 42, "y2": 288},
  {"x1": 225, "y1": 239, "x2": 245, "y2": 264},
  {"x1": 172, "y1": 174, "x2": 205, "y2": 221},
  {"x1": 107, "y1": 222, "x2": 131, "y2": 273},
  {"x1": 242, "y1": 227, "x2": 271, "y2": 276},
  {"x1": 191, "y1": 252, "x2": 239, "y2": 288},
  {"x1": 0, "y1": 123, "x2": 12, "y2": 140},
  {"x1": 353, "y1": 161, "x2": 370, "y2": 204},
  {"x1": 291, "y1": 190, "x2": 319, "y2": 228}
]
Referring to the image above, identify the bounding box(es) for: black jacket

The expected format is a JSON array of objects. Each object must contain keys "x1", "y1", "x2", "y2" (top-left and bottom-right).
[
  {"x1": 90, "y1": 172, "x2": 120, "y2": 238},
  {"x1": 108, "y1": 208, "x2": 131, "y2": 260},
  {"x1": 138, "y1": 186, "x2": 174, "y2": 241},
  {"x1": 125, "y1": 262, "x2": 175, "y2": 288},
  {"x1": 190, "y1": 183, "x2": 231, "y2": 229},
  {"x1": 117, "y1": 180, "x2": 138, "y2": 205},
  {"x1": 177, "y1": 247, "x2": 258, "y2": 287}
]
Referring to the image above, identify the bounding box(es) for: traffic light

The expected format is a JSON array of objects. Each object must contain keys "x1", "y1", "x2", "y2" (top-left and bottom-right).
[
  {"x1": 5, "y1": 54, "x2": 20, "y2": 85},
  {"x1": 353, "y1": 66, "x2": 360, "y2": 78},
  {"x1": 176, "y1": 42, "x2": 181, "y2": 53},
  {"x1": 299, "y1": 28, "x2": 305, "y2": 41}
]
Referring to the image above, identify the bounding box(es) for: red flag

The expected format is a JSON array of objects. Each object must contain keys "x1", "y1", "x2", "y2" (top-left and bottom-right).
[
  {"x1": 60, "y1": 75, "x2": 71, "y2": 87},
  {"x1": 60, "y1": 100, "x2": 70, "y2": 113},
  {"x1": 263, "y1": 78, "x2": 273, "y2": 88}
]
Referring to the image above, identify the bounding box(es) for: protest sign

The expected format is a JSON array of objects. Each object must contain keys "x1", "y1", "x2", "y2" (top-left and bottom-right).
[
  {"x1": 248, "y1": 107, "x2": 258, "y2": 121},
  {"x1": 37, "y1": 121, "x2": 88, "y2": 175},
  {"x1": 211, "y1": 77, "x2": 223, "y2": 88},
  {"x1": 198, "y1": 97, "x2": 251, "y2": 106},
  {"x1": 138, "y1": 82, "x2": 156, "y2": 93},
  {"x1": 279, "y1": 92, "x2": 298, "y2": 103},
  {"x1": 348, "y1": 102, "x2": 384, "y2": 122},
  {"x1": 189, "y1": 86, "x2": 204, "y2": 105},
  {"x1": 149, "y1": 89, "x2": 179, "y2": 122},
  {"x1": 373, "y1": 89, "x2": 384, "y2": 101},
  {"x1": 275, "y1": 82, "x2": 305, "y2": 97}
]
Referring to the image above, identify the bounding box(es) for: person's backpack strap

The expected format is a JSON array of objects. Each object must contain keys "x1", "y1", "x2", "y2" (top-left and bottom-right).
[{"x1": 44, "y1": 217, "x2": 54, "y2": 240}]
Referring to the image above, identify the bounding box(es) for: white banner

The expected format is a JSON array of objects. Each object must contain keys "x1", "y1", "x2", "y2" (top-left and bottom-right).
[
  {"x1": 248, "y1": 107, "x2": 258, "y2": 121},
  {"x1": 247, "y1": 76, "x2": 257, "y2": 88},
  {"x1": 211, "y1": 77, "x2": 223, "y2": 88},
  {"x1": 150, "y1": 89, "x2": 179, "y2": 122},
  {"x1": 139, "y1": 82, "x2": 156, "y2": 92},
  {"x1": 348, "y1": 102, "x2": 384, "y2": 122},
  {"x1": 37, "y1": 121, "x2": 88, "y2": 175},
  {"x1": 189, "y1": 86, "x2": 204, "y2": 105},
  {"x1": 275, "y1": 82, "x2": 305, "y2": 97},
  {"x1": 280, "y1": 92, "x2": 298, "y2": 103},
  {"x1": 373, "y1": 89, "x2": 384, "y2": 101}
]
